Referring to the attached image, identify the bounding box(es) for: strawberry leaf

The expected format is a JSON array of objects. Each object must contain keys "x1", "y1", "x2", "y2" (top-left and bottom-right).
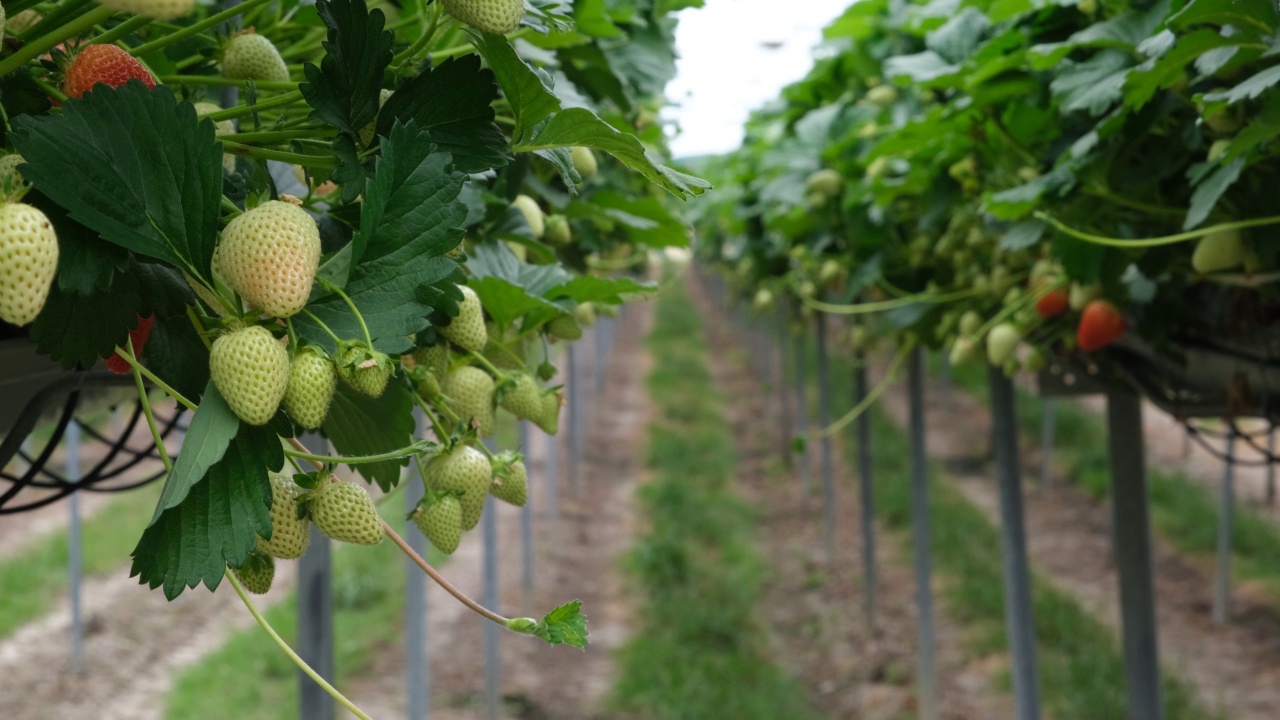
[
  {"x1": 531, "y1": 600, "x2": 589, "y2": 649},
  {"x1": 296, "y1": 121, "x2": 466, "y2": 355},
  {"x1": 323, "y1": 379, "x2": 415, "y2": 491},
  {"x1": 131, "y1": 389, "x2": 281, "y2": 599},
  {"x1": 376, "y1": 55, "x2": 511, "y2": 173},
  {"x1": 9, "y1": 82, "x2": 224, "y2": 282},
  {"x1": 301, "y1": 0, "x2": 394, "y2": 138},
  {"x1": 468, "y1": 31, "x2": 562, "y2": 144},
  {"x1": 30, "y1": 274, "x2": 143, "y2": 370},
  {"x1": 513, "y1": 108, "x2": 711, "y2": 199}
]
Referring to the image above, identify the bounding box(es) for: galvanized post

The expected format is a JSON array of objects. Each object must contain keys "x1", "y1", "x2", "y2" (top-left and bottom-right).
[
  {"x1": 481, "y1": 438, "x2": 501, "y2": 720},
  {"x1": 405, "y1": 409, "x2": 429, "y2": 720},
  {"x1": 1105, "y1": 392, "x2": 1164, "y2": 720},
  {"x1": 545, "y1": 423, "x2": 560, "y2": 557},
  {"x1": 297, "y1": 433, "x2": 335, "y2": 720},
  {"x1": 519, "y1": 421, "x2": 534, "y2": 608},
  {"x1": 794, "y1": 341, "x2": 811, "y2": 500},
  {"x1": 854, "y1": 359, "x2": 877, "y2": 632},
  {"x1": 988, "y1": 368, "x2": 1042, "y2": 720},
  {"x1": 1213, "y1": 427, "x2": 1235, "y2": 624},
  {"x1": 907, "y1": 347, "x2": 938, "y2": 720},
  {"x1": 567, "y1": 344, "x2": 580, "y2": 494},
  {"x1": 66, "y1": 419, "x2": 85, "y2": 674},
  {"x1": 815, "y1": 313, "x2": 836, "y2": 561},
  {"x1": 1039, "y1": 400, "x2": 1056, "y2": 494}
]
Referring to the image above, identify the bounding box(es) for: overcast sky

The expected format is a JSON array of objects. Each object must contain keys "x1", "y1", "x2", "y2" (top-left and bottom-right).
[{"x1": 662, "y1": 0, "x2": 851, "y2": 159}]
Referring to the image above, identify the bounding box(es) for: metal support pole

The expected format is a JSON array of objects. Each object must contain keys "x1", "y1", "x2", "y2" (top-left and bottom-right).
[
  {"x1": 1040, "y1": 400, "x2": 1056, "y2": 494},
  {"x1": 482, "y1": 437, "x2": 501, "y2": 720},
  {"x1": 546, "y1": 425, "x2": 560, "y2": 559},
  {"x1": 1106, "y1": 392, "x2": 1164, "y2": 720},
  {"x1": 519, "y1": 421, "x2": 534, "y2": 608},
  {"x1": 66, "y1": 419, "x2": 84, "y2": 674},
  {"x1": 777, "y1": 309, "x2": 793, "y2": 466},
  {"x1": 794, "y1": 339, "x2": 811, "y2": 500},
  {"x1": 855, "y1": 359, "x2": 877, "y2": 632},
  {"x1": 937, "y1": 353, "x2": 951, "y2": 403},
  {"x1": 298, "y1": 433, "x2": 335, "y2": 720},
  {"x1": 1213, "y1": 427, "x2": 1235, "y2": 624},
  {"x1": 988, "y1": 368, "x2": 1042, "y2": 720},
  {"x1": 567, "y1": 344, "x2": 580, "y2": 494},
  {"x1": 406, "y1": 409, "x2": 429, "y2": 720},
  {"x1": 816, "y1": 314, "x2": 836, "y2": 561},
  {"x1": 907, "y1": 348, "x2": 938, "y2": 720}
]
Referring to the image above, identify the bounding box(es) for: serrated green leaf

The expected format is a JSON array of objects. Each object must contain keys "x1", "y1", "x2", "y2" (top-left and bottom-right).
[
  {"x1": 1170, "y1": 0, "x2": 1278, "y2": 34},
  {"x1": 30, "y1": 272, "x2": 142, "y2": 369},
  {"x1": 377, "y1": 55, "x2": 510, "y2": 173},
  {"x1": 1050, "y1": 51, "x2": 1133, "y2": 116},
  {"x1": 1184, "y1": 157, "x2": 1243, "y2": 230},
  {"x1": 999, "y1": 219, "x2": 1046, "y2": 251},
  {"x1": 301, "y1": 0, "x2": 394, "y2": 137},
  {"x1": 469, "y1": 31, "x2": 561, "y2": 144},
  {"x1": 926, "y1": 7, "x2": 989, "y2": 64},
  {"x1": 578, "y1": 191, "x2": 690, "y2": 247},
  {"x1": 9, "y1": 83, "x2": 223, "y2": 281},
  {"x1": 532, "y1": 146, "x2": 581, "y2": 195},
  {"x1": 130, "y1": 419, "x2": 280, "y2": 599},
  {"x1": 883, "y1": 51, "x2": 959, "y2": 85},
  {"x1": 514, "y1": 108, "x2": 710, "y2": 199},
  {"x1": 296, "y1": 122, "x2": 467, "y2": 355},
  {"x1": 23, "y1": 191, "x2": 128, "y2": 297},
  {"x1": 532, "y1": 600, "x2": 589, "y2": 648},
  {"x1": 471, "y1": 276, "x2": 558, "y2": 330},
  {"x1": 149, "y1": 383, "x2": 240, "y2": 523},
  {"x1": 323, "y1": 379, "x2": 415, "y2": 491},
  {"x1": 573, "y1": 0, "x2": 622, "y2": 37},
  {"x1": 1203, "y1": 64, "x2": 1280, "y2": 104},
  {"x1": 147, "y1": 313, "x2": 211, "y2": 405}
]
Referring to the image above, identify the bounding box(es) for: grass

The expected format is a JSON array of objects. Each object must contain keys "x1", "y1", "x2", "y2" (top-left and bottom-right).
[
  {"x1": 781, "y1": 331, "x2": 1223, "y2": 719},
  {"x1": 0, "y1": 482, "x2": 162, "y2": 639},
  {"x1": 610, "y1": 276, "x2": 821, "y2": 720},
  {"x1": 939, "y1": 358, "x2": 1280, "y2": 601}
]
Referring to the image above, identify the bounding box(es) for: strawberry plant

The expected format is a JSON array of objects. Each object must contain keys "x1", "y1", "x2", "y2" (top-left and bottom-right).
[
  {"x1": 0, "y1": 0, "x2": 705, "y2": 711},
  {"x1": 693, "y1": 0, "x2": 1280, "y2": 421}
]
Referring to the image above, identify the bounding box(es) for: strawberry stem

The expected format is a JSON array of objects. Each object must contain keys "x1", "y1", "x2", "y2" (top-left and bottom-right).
[
  {"x1": 224, "y1": 568, "x2": 374, "y2": 720},
  {"x1": 124, "y1": 338, "x2": 174, "y2": 474},
  {"x1": 129, "y1": 0, "x2": 276, "y2": 57},
  {"x1": 116, "y1": 348, "x2": 199, "y2": 412},
  {"x1": 300, "y1": 308, "x2": 344, "y2": 344},
  {"x1": 90, "y1": 15, "x2": 154, "y2": 47},
  {"x1": 202, "y1": 90, "x2": 304, "y2": 123},
  {"x1": 383, "y1": 521, "x2": 512, "y2": 626},
  {"x1": 1034, "y1": 210, "x2": 1280, "y2": 248},
  {"x1": 0, "y1": 6, "x2": 116, "y2": 78},
  {"x1": 158, "y1": 75, "x2": 297, "y2": 92},
  {"x1": 466, "y1": 350, "x2": 503, "y2": 378},
  {"x1": 221, "y1": 141, "x2": 339, "y2": 169},
  {"x1": 318, "y1": 278, "x2": 375, "y2": 349},
  {"x1": 283, "y1": 439, "x2": 434, "y2": 466},
  {"x1": 411, "y1": 392, "x2": 451, "y2": 440},
  {"x1": 807, "y1": 342, "x2": 910, "y2": 439}
]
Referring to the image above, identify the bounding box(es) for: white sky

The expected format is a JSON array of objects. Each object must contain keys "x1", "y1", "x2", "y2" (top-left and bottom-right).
[{"x1": 662, "y1": 0, "x2": 852, "y2": 158}]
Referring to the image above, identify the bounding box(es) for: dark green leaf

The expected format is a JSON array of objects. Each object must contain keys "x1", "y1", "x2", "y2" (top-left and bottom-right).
[
  {"x1": 1000, "y1": 219, "x2": 1046, "y2": 251},
  {"x1": 23, "y1": 191, "x2": 128, "y2": 296},
  {"x1": 514, "y1": 108, "x2": 710, "y2": 199},
  {"x1": 573, "y1": 0, "x2": 622, "y2": 38},
  {"x1": 1183, "y1": 157, "x2": 1244, "y2": 229},
  {"x1": 323, "y1": 379, "x2": 415, "y2": 491},
  {"x1": 1170, "y1": 0, "x2": 1278, "y2": 34},
  {"x1": 301, "y1": 0, "x2": 394, "y2": 137},
  {"x1": 1049, "y1": 51, "x2": 1133, "y2": 116},
  {"x1": 30, "y1": 272, "x2": 142, "y2": 369},
  {"x1": 469, "y1": 31, "x2": 561, "y2": 144},
  {"x1": 9, "y1": 83, "x2": 223, "y2": 281},
  {"x1": 296, "y1": 122, "x2": 466, "y2": 355},
  {"x1": 130, "y1": 419, "x2": 280, "y2": 599},
  {"x1": 146, "y1": 313, "x2": 211, "y2": 404},
  {"x1": 149, "y1": 382, "x2": 240, "y2": 523},
  {"x1": 377, "y1": 55, "x2": 510, "y2": 173},
  {"x1": 1204, "y1": 65, "x2": 1280, "y2": 104}
]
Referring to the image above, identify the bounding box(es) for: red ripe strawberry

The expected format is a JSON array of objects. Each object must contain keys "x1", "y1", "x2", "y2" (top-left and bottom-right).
[
  {"x1": 104, "y1": 314, "x2": 155, "y2": 373},
  {"x1": 1034, "y1": 284, "x2": 1069, "y2": 318},
  {"x1": 62, "y1": 45, "x2": 156, "y2": 99},
  {"x1": 1076, "y1": 300, "x2": 1125, "y2": 352}
]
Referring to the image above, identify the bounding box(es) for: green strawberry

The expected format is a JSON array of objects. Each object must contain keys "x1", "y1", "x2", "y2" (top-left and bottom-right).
[
  {"x1": 544, "y1": 214, "x2": 571, "y2": 247},
  {"x1": 410, "y1": 495, "x2": 463, "y2": 554},
  {"x1": 805, "y1": 169, "x2": 843, "y2": 198},
  {"x1": 439, "y1": 285, "x2": 488, "y2": 353},
  {"x1": 412, "y1": 343, "x2": 451, "y2": 381},
  {"x1": 308, "y1": 480, "x2": 384, "y2": 545},
  {"x1": 213, "y1": 199, "x2": 320, "y2": 319},
  {"x1": 573, "y1": 302, "x2": 596, "y2": 328},
  {"x1": 1191, "y1": 228, "x2": 1245, "y2": 274},
  {"x1": 958, "y1": 310, "x2": 982, "y2": 337},
  {"x1": 489, "y1": 452, "x2": 527, "y2": 507},
  {"x1": 533, "y1": 389, "x2": 561, "y2": 435},
  {"x1": 444, "y1": 365, "x2": 496, "y2": 437},
  {"x1": 0, "y1": 202, "x2": 59, "y2": 327},
  {"x1": 511, "y1": 194, "x2": 545, "y2": 238},
  {"x1": 232, "y1": 551, "x2": 275, "y2": 595},
  {"x1": 424, "y1": 444, "x2": 491, "y2": 530},
  {"x1": 546, "y1": 314, "x2": 582, "y2": 341},
  {"x1": 358, "y1": 88, "x2": 394, "y2": 147},
  {"x1": 222, "y1": 32, "x2": 289, "y2": 82},
  {"x1": 985, "y1": 323, "x2": 1021, "y2": 366},
  {"x1": 571, "y1": 146, "x2": 597, "y2": 181},
  {"x1": 441, "y1": 0, "x2": 524, "y2": 35},
  {"x1": 948, "y1": 336, "x2": 977, "y2": 366},
  {"x1": 209, "y1": 325, "x2": 290, "y2": 426},
  {"x1": 284, "y1": 347, "x2": 336, "y2": 430},
  {"x1": 336, "y1": 342, "x2": 394, "y2": 398},
  {"x1": 499, "y1": 372, "x2": 541, "y2": 420},
  {"x1": 410, "y1": 365, "x2": 442, "y2": 399},
  {"x1": 256, "y1": 472, "x2": 310, "y2": 559},
  {"x1": 0, "y1": 154, "x2": 25, "y2": 191}
]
